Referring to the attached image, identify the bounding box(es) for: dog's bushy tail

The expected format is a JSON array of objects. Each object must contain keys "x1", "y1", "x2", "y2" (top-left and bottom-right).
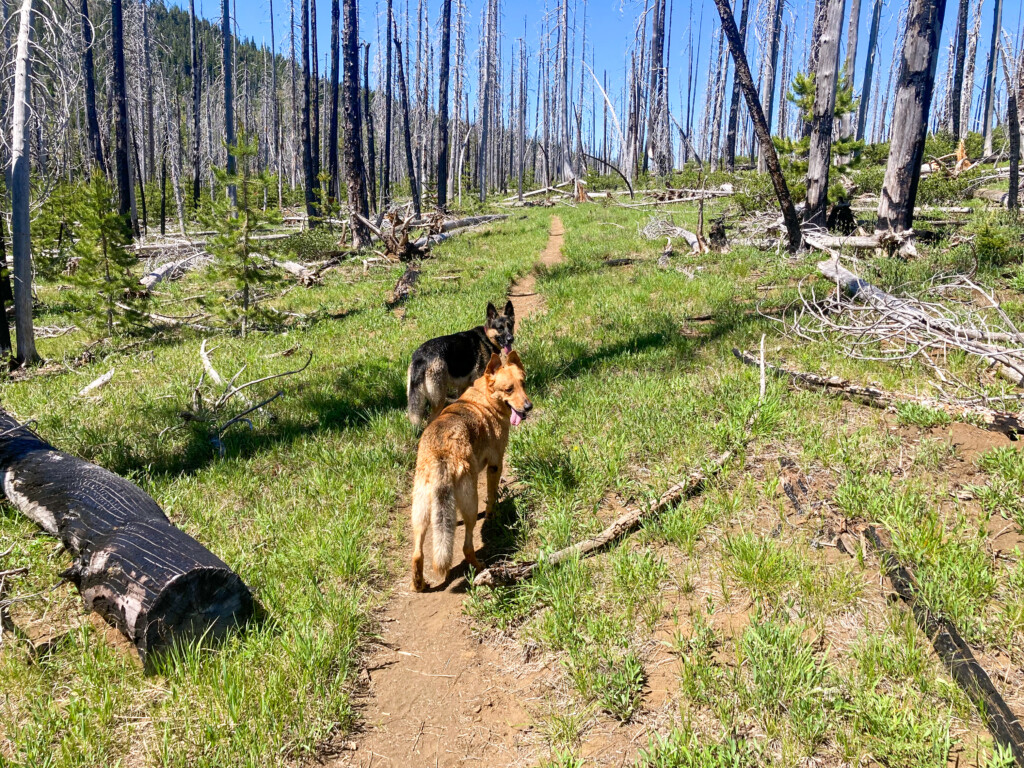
[
  {"x1": 430, "y1": 477, "x2": 457, "y2": 579},
  {"x1": 406, "y1": 357, "x2": 427, "y2": 427},
  {"x1": 412, "y1": 461, "x2": 456, "y2": 579}
]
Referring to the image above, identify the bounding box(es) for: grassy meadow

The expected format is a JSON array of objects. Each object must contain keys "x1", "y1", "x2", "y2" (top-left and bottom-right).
[{"x1": 1, "y1": 192, "x2": 1024, "y2": 767}]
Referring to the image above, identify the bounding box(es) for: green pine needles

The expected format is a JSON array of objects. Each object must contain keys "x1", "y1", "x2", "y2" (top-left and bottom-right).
[
  {"x1": 205, "y1": 132, "x2": 282, "y2": 336},
  {"x1": 71, "y1": 172, "x2": 147, "y2": 337}
]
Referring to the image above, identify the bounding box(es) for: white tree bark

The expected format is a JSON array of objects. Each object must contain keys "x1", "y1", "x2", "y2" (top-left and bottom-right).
[{"x1": 10, "y1": 0, "x2": 37, "y2": 365}]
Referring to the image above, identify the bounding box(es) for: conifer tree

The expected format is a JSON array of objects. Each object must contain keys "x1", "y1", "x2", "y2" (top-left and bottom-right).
[{"x1": 71, "y1": 173, "x2": 147, "y2": 337}]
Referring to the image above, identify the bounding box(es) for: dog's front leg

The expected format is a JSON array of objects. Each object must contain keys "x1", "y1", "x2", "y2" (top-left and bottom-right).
[{"x1": 485, "y1": 464, "x2": 500, "y2": 515}]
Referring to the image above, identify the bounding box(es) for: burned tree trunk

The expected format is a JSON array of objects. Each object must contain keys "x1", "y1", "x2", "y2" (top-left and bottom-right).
[
  {"x1": 855, "y1": 0, "x2": 882, "y2": 142},
  {"x1": 190, "y1": 0, "x2": 202, "y2": 209},
  {"x1": 950, "y1": 0, "x2": 969, "y2": 138},
  {"x1": 394, "y1": 34, "x2": 421, "y2": 216},
  {"x1": 363, "y1": 43, "x2": 377, "y2": 213},
  {"x1": 804, "y1": 0, "x2": 845, "y2": 227},
  {"x1": 381, "y1": 0, "x2": 394, "y2": 209},
  {"x1": 436, "y1": 0, "x2": 452, "y2": 210},
  {"x1": 300, "y1": 0, "x2": 318, "y2": 219},
  {"x1": 876, "y1": 0, "x2": 948, "y2": 233},
  {"x1": 222, "y1": 0, "x2": 236, "y2": 207},
  {"x1": 327, "y1": 0, "x2": 340, "y2": 201},
  {"x1": 80, "y1": 0, "x2": 106, "y2": 174},
  {"x1": 340, "y1": 0, "x2": 370, "y2": 245},
  {"x1": 839, "y1": 0, "x2": 861, "y2": 143},
  {"x1": 1002, "y1": 48, "x2": 1019, "y2": 211},
  {"x1": 10, "y1": 0, "x2": 37, "y2": 365},
  {"x1": 0, "y1": 410, "x2": 254, "y2": 669},
  {"x1": 757, "y1": 0, "x2": 784, "y2": 173},
  {"x1": 724, "y1": 0, "x2": 750, "y2": 171},
  {"x1": 981, "y1": 0, "x2": 1002, "y2": 155},
  {"x1": 712, "y1": 0, "x2": 802, "y2": 251},
  {"x1": 111, "y1": 0, "x2": 135, "y2": 232}
]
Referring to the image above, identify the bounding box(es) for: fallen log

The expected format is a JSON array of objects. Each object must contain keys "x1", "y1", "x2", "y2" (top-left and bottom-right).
[
  {"x1": 387, "y1": 265, "x2": 420, "y2": 307},
  {"x1": 0, "y1": 410, "x2": 254, "y2": 668},
  {"x1": 817, "y1": 257, "x2": 1024, "y2": 385},
  {"x1": 732, "y1": 349, "x2": 1024, "y2": 436},
  {"x1": 77, "y1": 368, "x2": 115, "y2": 398},
  {"x1": 140, "y1": 253, "x2": 207, "y2": 291},
  {"x1": 864, "y1": 525, "x2": 1024, "y2": 765}
]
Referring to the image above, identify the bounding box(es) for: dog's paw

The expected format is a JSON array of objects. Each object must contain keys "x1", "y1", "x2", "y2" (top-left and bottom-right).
[{"x1": 412, "y1": 574, "x2": 427, "y2": 592}]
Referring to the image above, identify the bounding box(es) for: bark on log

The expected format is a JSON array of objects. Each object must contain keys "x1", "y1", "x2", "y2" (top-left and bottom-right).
[
  {"x1": 0, "y1": 410, "x2": 254, "y2": 668},
  {"x1": 732, "y1": 349, "x2": 1024, "y2": 436},
  {"x1": 864, "y1": 525, "x2": 1024, "y2": 765}
]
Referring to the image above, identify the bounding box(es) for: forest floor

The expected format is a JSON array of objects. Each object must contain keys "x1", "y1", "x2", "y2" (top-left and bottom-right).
[{"x1": 1, "y1": 197, "x2": 1024, "y2": 768}]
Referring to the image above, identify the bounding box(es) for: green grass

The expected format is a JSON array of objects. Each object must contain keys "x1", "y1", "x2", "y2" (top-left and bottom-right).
[{"x1": 3, "y1": 195, "x2": 1023, "y2": 766}]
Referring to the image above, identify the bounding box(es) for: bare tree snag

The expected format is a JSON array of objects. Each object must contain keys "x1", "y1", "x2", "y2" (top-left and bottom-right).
[
  {"x1": 876, "y1": 0, "x2": 948, "y2": 233},
  {"x1": 0, "y1": 410, "x2": 254, "y2": 669},
  {"x1": 393, "y1": 33, "x2": 421, "y2": 216},
  {"x1": 340, "y1": 0, "x2": 371, "y2": 246},
  {"x1": 190, "y1": 0, "x2": 202, "y2": 209},
  {"x1": 724, "y1": 0, "x2": 750, "y2": 172},
  {"x1": 981, "y1": 0, "x2": 1002, "y2": 156},
  {"x1": 327, "y1": 0, "x2": 341, "y2": 201},
  {"x1": 864, "y1": 525, "x2": 1024, "y2": 765},
  {"x1": 362, "y1": 44, "x2": 377, "y2": 213},
  {"x1": 856, "y1": 0, "x2": 883, "y2": 142},
  {"x1": 804, "y1": 0, "x2": 845, "y2": 227},
  {"x1": 300, "y1": 0, "x2": 318, "y2": 220},
  {"x1": 111, "y1": 0, "x2": 135, "y2": 234},
  {"x1": 10, "y1": 0, "x2": 37, "y2": 365},
  {"x1": 1002, "y1": 47, "x2": 1020, "y2": 212},
  {"x1": 711, "y1": 0, "x2": 802, "y2": 252},
  {"x1": 436, "y1": 0, "x2": 453, "y2": 210},
  {"x1": 222, "y1": 0, "x2": 236, "y2": 207},
  {"x1": 950, "y1": 0, "x2": 970, "y2": 138},
  {"x1": 80, "y1": 0, "x2": 106, "y2": 174}
]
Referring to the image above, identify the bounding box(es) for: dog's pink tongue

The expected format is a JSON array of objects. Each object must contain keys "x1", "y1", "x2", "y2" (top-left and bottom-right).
[
  {"x1": 510, "y1": 409, "x2": 522, "y2": 426},
  {"x1": 503, "y1": 345, "x2": 511, "y2": 355}
]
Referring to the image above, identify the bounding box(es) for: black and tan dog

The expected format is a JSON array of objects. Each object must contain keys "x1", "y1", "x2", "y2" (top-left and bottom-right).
[
  {"x1": 406, "y1": 301, "x2": 515, "y2": 427},
  {"x1": 410, "y1": 351, "x2": 532, "y2": 591}
]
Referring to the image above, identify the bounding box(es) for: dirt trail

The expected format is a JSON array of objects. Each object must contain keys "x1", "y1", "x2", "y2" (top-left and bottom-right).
[{"x1": 334, "y1": 216, "x2": 564, "y2": 768}]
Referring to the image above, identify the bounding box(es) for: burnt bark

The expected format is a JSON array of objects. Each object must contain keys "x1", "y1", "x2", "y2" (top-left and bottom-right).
[
  {"x1": 222, "y1": 0, "x2": 236, "y2": 207},
  {"x1": 327, "y1": 0, "x2": 341, "y2": 201},
  {"x1": 0, "y1": 410, "x2": 254, "y2": 670},
  {"x1": 80, "y1": 0, "x2": 106, "y2": 174},
  {"x1": 111, "y1": 0, "x2": 135, "y2": 233},
  {"x1": 1002, "y1": 48, "x2": 1019, "y2": 211},
  {"x1": 855, "y1": 0, "x2": 882, "y2": 142},
  {"x1": 340, "y1": 0, "x2": 370, "y2": 245},
  {"x1": 981, "y1": 0, "x2": 1002, "y2": 155},
  {"x1": 381, "y1": 0, "x2": 394, "y2": 209},
  {"x1": 804, "y1": 0, "x2": 845, "y2": 227},
  {"x1": 393, "y1": 34, "x2": 421, "y2": 216},
  {"x1": 876, "y1": 0, "x2": 948, "y2": 233},
  {"x1": 190, "y1": 0, "x2": 202, "y2": 209},
  {"x1": 724, "y1": 0, "x2": 750, "y2": 171},
  {"x1": 363, "y1": 43, "x2": 377, "y2": 214},
  {"x1": 436, "y1": 0, "x2": 452, "y2": 210},
  {"x1": 950, "y1": 0, "x2": 969, "y2": 138},
  {"x1": 300, "y1": 0, "x2": 318, "y2": 219},
  {"x1": 712, "y1": 0, "x2": 802, "y2": 251}
]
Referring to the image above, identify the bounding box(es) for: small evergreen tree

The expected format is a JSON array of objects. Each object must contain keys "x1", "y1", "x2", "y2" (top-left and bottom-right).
[
  {"x1": 205, "y1": 132, "x2": 281, "y2": 336},
  {"x1": 71, "y1": 172, "x2": 147, "y2": 337},
  {"x1": 784, "y1": 68, "x2": 863, "y2": 161}
]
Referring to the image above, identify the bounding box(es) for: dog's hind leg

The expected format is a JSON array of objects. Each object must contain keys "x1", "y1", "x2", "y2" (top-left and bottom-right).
[
  {"x1": 455, "y1": 475, "x2": 483, "y2": 572},
  {"x1": 410, "y1": 482, "x2": 431, "y2": 591},
  {"x1": 423, "y1": 362, "x2": 449, "y2": 423},
  {"x1": 485, "y1": 464, "x2": 500, "y2": 516}
]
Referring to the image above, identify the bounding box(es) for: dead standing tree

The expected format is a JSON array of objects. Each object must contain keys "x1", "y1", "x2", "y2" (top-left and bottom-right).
[
  {"x1": 876, "y1": 0, "x2": 948, "y2": 233},
  {"x1": 80, "y1": 0, "x2": 106, "y2": 174},
  {"x1": 393, "y1": 33, "x2": 421, "y2": 215},
  {"x1": 980, "y1": 0, "x2": 1002, "y2": 155},
  {"x1": 804, "y1": 0, "x2": 845, "y2": 227},
  {"x1": 10, "y1": 0, "x2": 38, "y2": 364},
  {"x1": 950, "y1": 0, "x2": 969, "y2": 138},
  {"x1": 222, "y1": 0, "x2": 237, "y2": 207},
  {"x1": 436, "y1": 0, "x2": 453, "y2": 209},
  {"x1": 341, "y1": 0, "x2": 371, "y2": 245},
  {"x1": 300, "y1": 0, "x2": 318, "y2": 219},
  {"x1": 712, "y1": 0, "x2": 802, "y2": 251}
]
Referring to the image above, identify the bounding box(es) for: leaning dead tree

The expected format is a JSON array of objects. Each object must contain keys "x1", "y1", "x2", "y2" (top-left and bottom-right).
[
  {"x1": 711, "y1": 0, "x2": 802, "y2": 251},
  {"x1": 0, "y1": 410, "x2": 254, "y2": 668},
  {"x1": 804, "y1": 0, "x2": 845, "y2": 227},
  {"x1": 876, "y1": 0, "x2": 948, "y2": 233}
]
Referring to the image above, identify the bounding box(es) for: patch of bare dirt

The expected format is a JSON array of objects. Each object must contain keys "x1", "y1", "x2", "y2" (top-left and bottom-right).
[{"x1": 332, "y1": 217, "x2": 566, "y2": 767}]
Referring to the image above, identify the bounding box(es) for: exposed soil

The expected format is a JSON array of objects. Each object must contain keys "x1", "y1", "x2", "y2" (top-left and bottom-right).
[{"x1": 332, "y1": 217, "x2": 565, "y2": 768}]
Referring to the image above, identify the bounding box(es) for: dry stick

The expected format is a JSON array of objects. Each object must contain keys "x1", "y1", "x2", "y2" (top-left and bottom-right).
[
  {"x1": 732, "y1": 349, "x2": 1024, "y2": 435},
  {"x1": 864, "y1": 525, "x2": 1024, "y2": 765},
  {"x1": 474, "y1": 357, "x2": 766, "y2": 588}
]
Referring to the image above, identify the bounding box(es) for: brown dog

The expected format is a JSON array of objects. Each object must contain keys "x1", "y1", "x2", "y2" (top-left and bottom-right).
[{"x1": 410, "y1": 351, "x2": 532, "y2": 591}]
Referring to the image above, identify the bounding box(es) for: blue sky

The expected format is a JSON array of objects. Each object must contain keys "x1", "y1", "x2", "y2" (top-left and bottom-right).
[{"x1": 180, "y1": 0, "x2": 1020, "y2": 142}]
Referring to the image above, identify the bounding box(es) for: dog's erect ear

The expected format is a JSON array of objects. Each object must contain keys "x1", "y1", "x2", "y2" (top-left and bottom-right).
[
  {"x1": 486, "y1": 302, "x2": 498, "y2": 321},
  {"x1": 506, "y1": 350, "x2": 524, "y2": 371},
  {"x1": 484, "y1": 353, "x2": 502, "y2": 376},
  {"x1": 504, "y1": 300, "x2": 515, "y2": 320}
]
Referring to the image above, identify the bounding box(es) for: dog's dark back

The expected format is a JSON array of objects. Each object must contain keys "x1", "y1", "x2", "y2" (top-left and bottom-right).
[{"x1": 406, "y1": 302, "x2": 516, "y2": 426}]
